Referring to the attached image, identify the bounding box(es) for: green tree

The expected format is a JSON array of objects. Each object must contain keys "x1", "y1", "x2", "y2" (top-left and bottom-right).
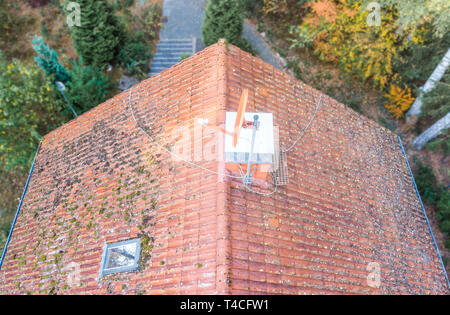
[
  {"x1": 65, "y1": 58, "x2": 112, "y2": 113},
  {"x1": 0, "y1": 55, "x2": 67, "y2": 171},
  {"x1": 371, "y1": 0, "x2": 450, "y2": 38},
  {"x1": 68, "y1": 0, "x2": 125, "y2": 69},
  {"x1": 202, "y1": 0, "x2": 253, "y2": 52},
  {"x1": 32, "y1": 36, "x2": 70, "y2": 83}
]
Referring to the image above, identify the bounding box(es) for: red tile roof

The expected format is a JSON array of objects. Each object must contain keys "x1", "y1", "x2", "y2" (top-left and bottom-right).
[{"x1": 0, "y1": 41, "x2": 448, "y2": 294}]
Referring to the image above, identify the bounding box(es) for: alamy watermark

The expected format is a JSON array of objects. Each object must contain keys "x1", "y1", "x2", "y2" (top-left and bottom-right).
[
  {"x1": 366, "y1": 2, "x2": 381, "y2": 27},
  {"x1": 63, "y1": 261, "x2": 81, "y2": 288},
  {"x1": 66, "y1": 2, "x2": 81, "y2": 28},
  {"x1": 367, "y1": 262, "x2": 381, "y2": 288}
]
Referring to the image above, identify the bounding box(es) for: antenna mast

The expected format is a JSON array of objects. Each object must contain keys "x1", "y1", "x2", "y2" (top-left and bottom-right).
[{"x1": 243, "y1": 115, "x2": 259, "y2": 185}]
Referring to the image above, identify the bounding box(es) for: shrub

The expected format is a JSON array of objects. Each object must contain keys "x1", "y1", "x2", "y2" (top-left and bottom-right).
[
  {"x1": 112, "y1": 0, "x2": 135, "y2": 10},
  {"x1": 418, "y1": 68, "x2": 450, "y2": 154},
  {"x1": 133, "y1": 3, "x2": 162, "y2": 45},
  {"x1": 202, "y1": 0, "x2": 254, "y2": 53},
  {"x1": 384, "y1": 84, "x2": 415, "y2": 119},
  {"x1": 0, "y1": 169, "x2": 28, "y2": 257},
  {"x1": 179, "y1": 53, "x2": 191, "y2": 61},
  {"x1": 437, "y1": 189, "x2": 450, "y2": 234},
  {"x1": 236, "y1": 37, "x2": 257, "y2": 55},
  {"x1": 262, "y1": 0, "x2": 308, "y2": 22},
  {"x1": 286, "y1": 58, "x2": 303, "y2": 80},
  {"x1": 118, "y1": 42, "x2": 148, "y2": 65},
  {"x1": 414, "y1": 163, "x2": 440, "y2": 205},
  {"x1": 26, "y1": 0, "x2": 51, "y2": 7},
  {"x1": 112, "y1": 0, "x2": 123, "y2": 11},
  {"x1": 414, "y1": 163, "x2": 450, "y2": 249},
  {"x1": 114, "y1": 3, "x2": 162, "y2": 78},
  {"x1": 40, "y1": 20, "x2": 49, "y2": 40},
  {"x1": 425, "y1": 129, "x2": 450, "y2": 155},
  {"x1": 0, "y1": 0, "x2": 12, "y2": 32},
  {"x1": 0, "y1": 0, "x2": 36, "y2": 59},
  {"x1": 291, "y1": 1, "x2": 420, "y2": 90},
  {"x1": 117, "y1": 42, "x2": 151, "y2": 78},
  {"x1": 124, "y1": 0, "x2": 134, "y2": 8},
  {"x1": 0, "y1": 56, "x2": 67, "y2": 171},
  {"x1": 393, "y1": 30, "x2": 450, "y2": 90},
  {"x1": 420, "y1": 68, "x2": 450, "y2": 122},
  {"x1": 65, "y1": 58, "x2": 112, "y2": 113},
  {"x1": 289, "y1": 24, "x2": 315, "y2": 49},
  {"x1": 241, "y1": 0, "x2": 263, "y2": 15}
]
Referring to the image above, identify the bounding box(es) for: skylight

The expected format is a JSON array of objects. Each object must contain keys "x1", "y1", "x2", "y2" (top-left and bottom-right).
[{"x1": 99, "y1": 238, "x2": 141, "y2": 278}]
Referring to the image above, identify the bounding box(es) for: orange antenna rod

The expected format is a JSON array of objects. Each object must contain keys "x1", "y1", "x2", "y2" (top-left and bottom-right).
[{"x1": 233, "y1": 88, "x2": 249, "y2": 147}]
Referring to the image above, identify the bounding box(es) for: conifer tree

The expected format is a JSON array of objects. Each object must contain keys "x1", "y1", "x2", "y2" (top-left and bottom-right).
[
  {"x1": 202, "y1": 0, "x2": 252, "y2": 52},
  {"x1": 68, "y1": 0, "x2": 125, "y2": 69},
  {"x1": 32, "y1": 36, "x2": 70, "y2": 83}
]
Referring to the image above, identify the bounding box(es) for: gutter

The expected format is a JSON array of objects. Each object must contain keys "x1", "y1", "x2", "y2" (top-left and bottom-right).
[
  {"x1": 0, "y1": 141, "x2": 42, "y2": 271},
  {"x1": 398, "y1": 135, "x2": 450, "y2": 290}
]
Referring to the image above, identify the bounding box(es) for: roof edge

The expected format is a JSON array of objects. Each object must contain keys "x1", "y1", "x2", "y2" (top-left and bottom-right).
[{"x1": 398, "y1": 136, "x2": 450, "y2": 292}]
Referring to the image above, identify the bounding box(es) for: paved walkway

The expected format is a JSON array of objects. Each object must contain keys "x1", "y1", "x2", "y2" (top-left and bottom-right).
[
  {"x1": 159, "y1": 0, "x2": 283, "y2": 70},
  {"x1": 243, "y1": 23, "x2": 283, "y2": 70},
  {"x1": 160, "y1": 0, "x2": 205, "y2": 39}
]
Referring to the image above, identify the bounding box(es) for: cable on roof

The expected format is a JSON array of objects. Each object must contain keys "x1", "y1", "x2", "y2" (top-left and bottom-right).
[
  {"x1": 238, "y1": 164, "x2": 278, "y2": 196},
  {"x1": 127, "y1": 87, "x2": 244, "y2": 180},
  {"x1": 127, "y1": 85, "x2": 324, "y2": 196},
  {"x1": 283, "y1": 94, "x2": 323, "y2": 153},
  {"x1": 244, "y1": 183, "x2": 278, "y2": 196}
]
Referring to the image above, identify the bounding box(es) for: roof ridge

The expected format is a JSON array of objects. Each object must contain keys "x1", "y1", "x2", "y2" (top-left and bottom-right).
[{"x1": 214, "y1": 39, "x2": 232, "y2": 294}]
